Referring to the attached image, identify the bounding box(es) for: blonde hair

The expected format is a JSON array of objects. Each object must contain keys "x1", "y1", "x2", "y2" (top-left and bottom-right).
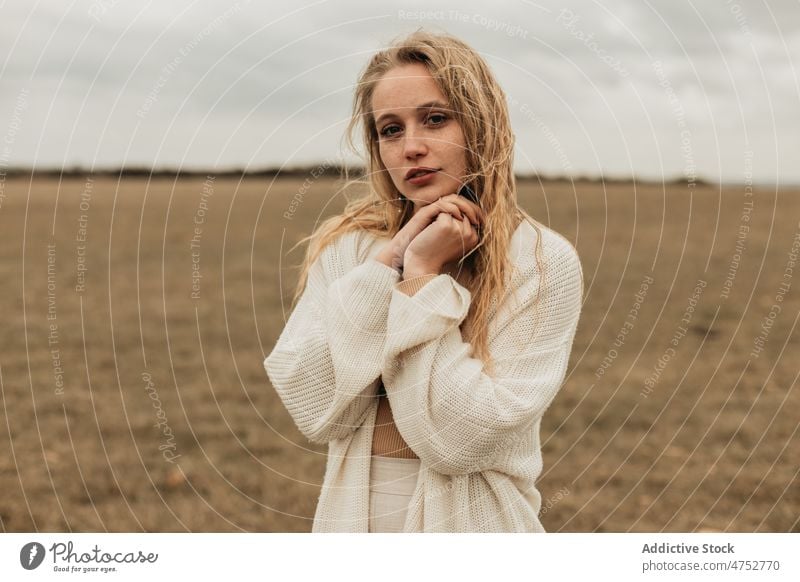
[{"x1": 289, "y1": 29, "x2": 544, "y2": 376}]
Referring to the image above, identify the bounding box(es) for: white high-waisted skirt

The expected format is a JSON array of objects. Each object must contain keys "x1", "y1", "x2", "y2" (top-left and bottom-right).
[{"x1": 368, "y1": 455, "x2": 421, "y2": 533}]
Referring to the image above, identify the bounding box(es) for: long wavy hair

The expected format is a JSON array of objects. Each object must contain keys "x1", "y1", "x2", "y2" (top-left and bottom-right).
[{"x1": 288, "y1": 29, "x2": 544, "y2": 376}]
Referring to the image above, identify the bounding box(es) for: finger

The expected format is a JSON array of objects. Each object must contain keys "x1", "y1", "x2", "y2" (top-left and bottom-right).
[
  {"x1": 463, "y1": 214, "x2": 476, "y2": 237},
  {"x1": 420, "y1": 199, "x2": 460, "y2": 222},
  {"x1": 441, "y1": 193, "x2": 483, "y2": 226},
  {"x1": 451, "y1": 197, "x2": 478, "y2": 226},
  {"x1": 440, "y1": 194, "x2": 475, "y2": 221},
  {"x1": 463, "y1": 215, "x2": 479, "y2": 245},
  {"x1": 433, "y1": 200, "x2": 464, "y2": 220},
  {"x1": 436, "y1": 211, "x2": 453, "y2": 223},
  {"x1": 428, "y1": 200, "x2": 464, "y2": 221},
  {"x1": 457, "y1": 215, "x2": 470, "y2": 245}
]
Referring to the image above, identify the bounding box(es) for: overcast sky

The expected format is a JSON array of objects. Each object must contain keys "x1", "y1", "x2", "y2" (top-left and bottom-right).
[{"x1": 1, "y1": 0, "x2": 798, "y2": 183}]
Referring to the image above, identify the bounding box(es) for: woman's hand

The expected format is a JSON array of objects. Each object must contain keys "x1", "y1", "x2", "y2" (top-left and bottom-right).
[
  {"x1": 403, "y1": 213, "x2": 480, "y2": 278},
  {"x1": 375, "y1": 193, "x2": 483, "y2": 271}
]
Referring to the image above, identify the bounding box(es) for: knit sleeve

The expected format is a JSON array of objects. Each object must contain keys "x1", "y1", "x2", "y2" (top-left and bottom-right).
[
  {"x1": 264, "y1": 232, "x2": 400, "y2": 444},
  {"x1": 381, "y1": 238, "x2": 583, "y2": 475}
]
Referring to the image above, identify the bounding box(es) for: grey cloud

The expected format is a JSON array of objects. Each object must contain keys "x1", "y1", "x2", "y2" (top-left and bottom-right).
[{"x1": 0, "y1": 0, "x2": 797, "y2": 182}]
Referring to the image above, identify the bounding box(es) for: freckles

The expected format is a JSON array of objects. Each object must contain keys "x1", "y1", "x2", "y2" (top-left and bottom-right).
[
  {"x1": 377, "y1": 142, "x2": 392, "y2": 166},
  {"x1": 378, "y1": 139, "x2": 396, "y2": 157},
  {"x1": 442, "y1": 127, "x2": 465, "y2": 150}
]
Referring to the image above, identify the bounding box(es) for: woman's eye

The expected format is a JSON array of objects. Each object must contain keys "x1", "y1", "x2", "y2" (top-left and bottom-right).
[
  {"x1": 379, "y1": 125, "x2": 401, "y2": 138},
  {"x1": 379, "y1": 115, "x2": 446, "y2": 138}
]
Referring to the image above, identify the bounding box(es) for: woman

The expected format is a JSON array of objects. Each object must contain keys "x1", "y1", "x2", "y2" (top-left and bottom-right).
[{"x1": 264, "y1": 30, "x2": 583, "y2": 532}]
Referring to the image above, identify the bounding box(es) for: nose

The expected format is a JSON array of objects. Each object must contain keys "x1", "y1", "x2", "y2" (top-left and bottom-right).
[{"x1": 402, "y1": 129, "x2": 428, "y2": 160}]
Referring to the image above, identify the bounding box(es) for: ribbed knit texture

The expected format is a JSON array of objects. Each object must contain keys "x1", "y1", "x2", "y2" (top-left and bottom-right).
[
  {"x1": 264, "y1": 221, "x2": 583, "y2": 532},
  {"x1": 396, "y1": 273, "x2": 439, "y2": 295},
  {"x1": 371, "y1": 380, "x2": 419, "y2": 459}
]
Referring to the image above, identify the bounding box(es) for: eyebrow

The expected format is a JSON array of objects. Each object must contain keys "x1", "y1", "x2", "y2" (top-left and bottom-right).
[{"x1": 374, "y1": 101, "x2": 450, "y2": 126}]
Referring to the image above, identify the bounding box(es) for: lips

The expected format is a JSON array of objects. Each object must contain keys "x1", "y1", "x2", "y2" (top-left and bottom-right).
[{"x1": 405, "y1": 167, "x2": 440, "y2": 180}]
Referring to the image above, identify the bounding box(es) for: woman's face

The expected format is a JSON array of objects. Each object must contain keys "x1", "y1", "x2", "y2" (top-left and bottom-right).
[{"x1": 371, "y1": 62, "x2": 468, "y2": 216}]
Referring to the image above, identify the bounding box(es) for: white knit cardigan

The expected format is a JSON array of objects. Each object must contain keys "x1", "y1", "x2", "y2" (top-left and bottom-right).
[{"x1": 264, "y1": 219, "x2": 583, "y2": 532}]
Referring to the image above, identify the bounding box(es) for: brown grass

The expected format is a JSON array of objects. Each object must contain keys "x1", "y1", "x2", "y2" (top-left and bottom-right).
[{"x1": 0, "y1": 175, "x2": 797, "y2": 532}]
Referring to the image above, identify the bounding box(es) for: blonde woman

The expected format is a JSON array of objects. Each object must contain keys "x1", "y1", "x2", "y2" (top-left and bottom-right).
[{"x1": 264, "y1": 30, "x2": 583, "y2": 533}]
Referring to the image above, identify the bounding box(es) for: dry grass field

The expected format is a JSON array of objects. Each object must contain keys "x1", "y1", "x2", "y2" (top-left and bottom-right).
[{"x1": 0, "y1": 174, "x2": 797, "y2": 532}]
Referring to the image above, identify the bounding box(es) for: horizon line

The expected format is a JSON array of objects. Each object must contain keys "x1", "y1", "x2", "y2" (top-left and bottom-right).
[{"x1": 0, "y1": 164, "x2": 793, "y2": 187}]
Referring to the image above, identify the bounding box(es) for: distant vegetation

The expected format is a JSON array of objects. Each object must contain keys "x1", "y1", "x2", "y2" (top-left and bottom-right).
[{"x1": 3, "y1": 165, "x2": 707, "y2": 185}]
